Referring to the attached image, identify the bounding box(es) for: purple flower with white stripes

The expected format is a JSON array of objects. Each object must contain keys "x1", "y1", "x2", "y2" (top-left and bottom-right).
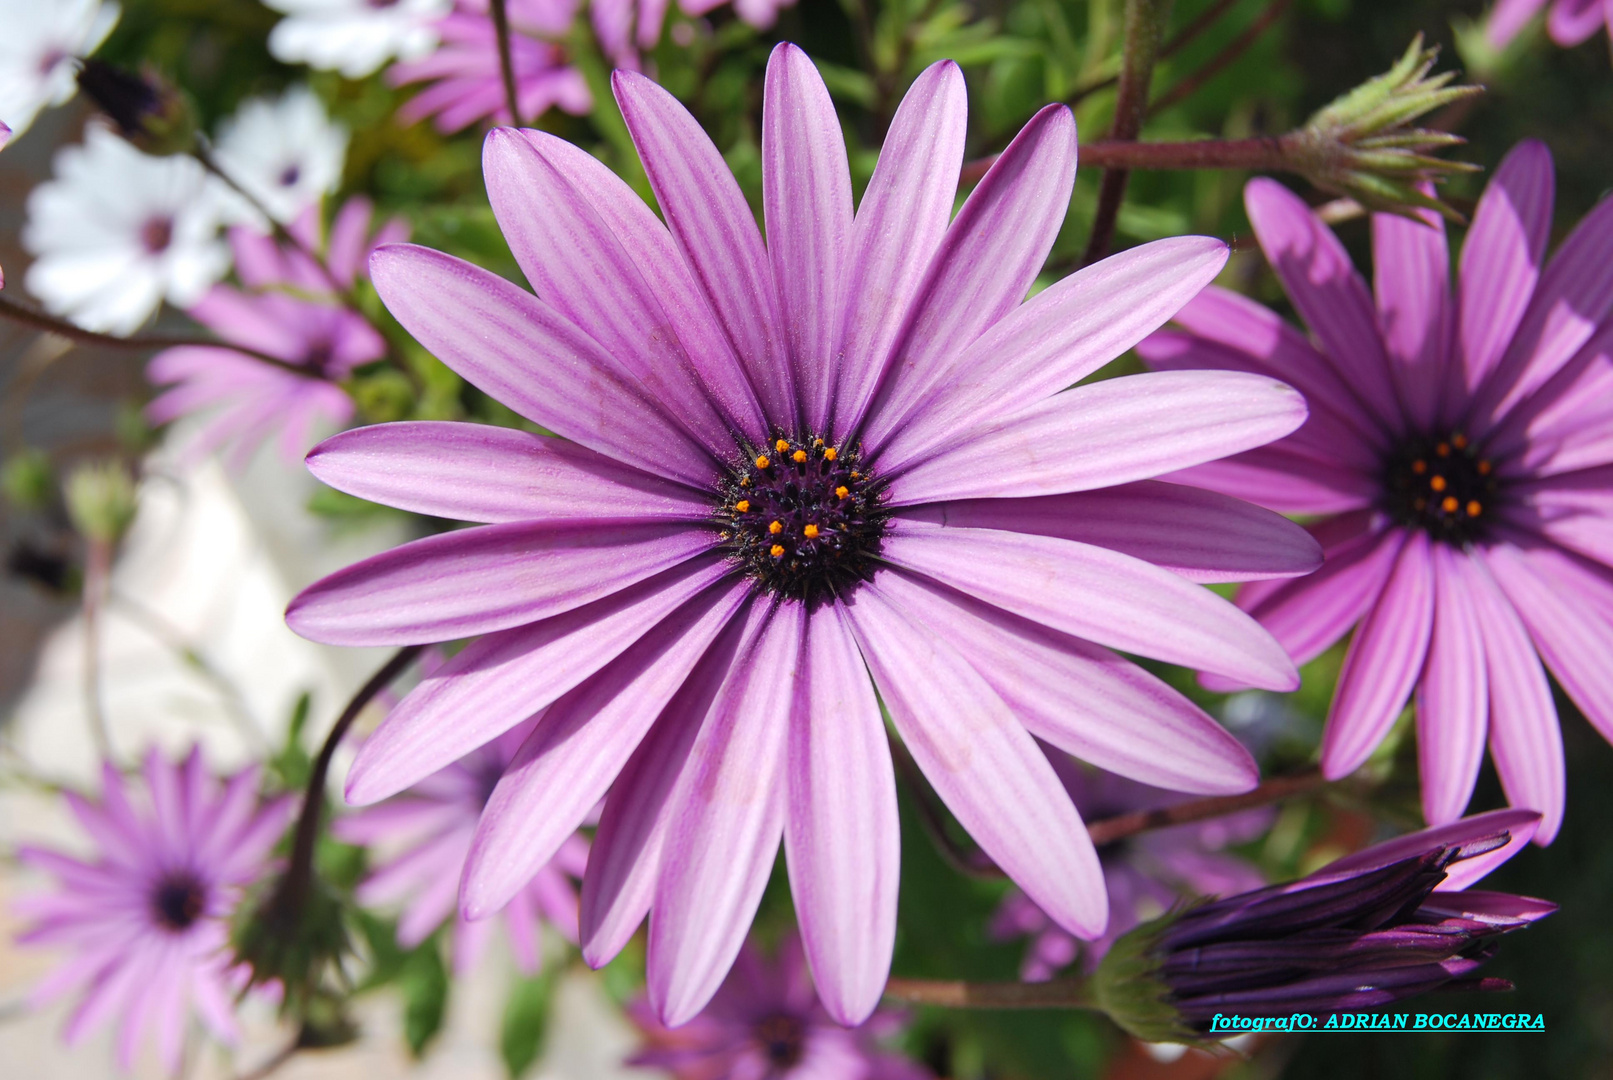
[
  {"x1": 286, "y1": 45, "x2": 1316, "y2": 1026},
  {"x1": 1141, "y1": 144, "x2": 1613, "y2": 843},
  {"x1": 13, "y1": 749, "x2": 295, "y2": 1074}
]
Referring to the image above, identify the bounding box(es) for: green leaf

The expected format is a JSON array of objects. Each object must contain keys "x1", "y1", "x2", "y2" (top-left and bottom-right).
[
  {"x1": 500, "y1": 967, "x2": 560, "y2": 1078},
  {"x1": 401, "y1": 943, "x2": 450, "y2": 1058}
]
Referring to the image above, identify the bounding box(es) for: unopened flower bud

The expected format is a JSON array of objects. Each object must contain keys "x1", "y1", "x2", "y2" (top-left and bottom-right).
[{"x1": 75, "y1": 59, "x2": 196, "y2": 156}]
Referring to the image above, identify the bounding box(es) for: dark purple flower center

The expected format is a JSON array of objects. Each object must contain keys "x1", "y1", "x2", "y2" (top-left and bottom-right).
[
  {"x1": 150, "y1": 873, "x2": 208, "y2": 931},
  {"x1": 140, "y1": 216, "x2": 175, "y2": 255},
  {"x1": 279, "y1": 163, "x2": 302, "y2": 188},
  {"x1": 716, "y1": 434, "x2": 888, "y2": 605},
  {"x1": 1381, "y1": 432, "x2": 1499, "y2": 545},
  {"x1": 753, "y1": 1013, "x2": 806, "y2": 1070}
]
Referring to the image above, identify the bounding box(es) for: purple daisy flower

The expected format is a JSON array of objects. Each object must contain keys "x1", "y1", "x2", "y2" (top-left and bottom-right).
[
  {"x1": 13, "y1": 748, "x2": 295, "y2": 1074},
  {"x1": 286, "y1": 45, "x2": 1317, "y2": 1025},
  {"x1": 627, "y1": 930, "x2": 930, "y2": 1080},
  {"x1": 333, "y1": 717, "x2": 587, "y2": 975},
  {"x1": 146, "y1": 200, "x2": 400, "y2": 467},
  {"x1": 1139, "y1": 143, "x2": 1613, "y2": 843},
  {"x1": 991, "y1": 755, "x2": 1269, "y2": 981},
  {"x1": 1488, "y1": 0, "x2": 1610, "y2": 52},
  {"x1": 1100, "y1": 808, "x2": 1554, "y2": 1037},
  {"x1": 390, "y1": 0, "x2": 591, "y2": 134}
]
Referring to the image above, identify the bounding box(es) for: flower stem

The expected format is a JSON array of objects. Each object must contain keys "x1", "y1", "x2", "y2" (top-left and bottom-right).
[
  {"x1": 1147, "y1": 0, "x2": 1292, "y2": 116},
  {"x1": 81, "y1": 538, "x2": 113, "y2": 761},
  {"x1": 0, "y1": 294, "x2": 307, "y2": 371},
  {"x1": 1082, "y1": 0, "x2": 1174, "y2": 265},
  {"x1": 489, "y1": 0, "x2": 524, "y2": 128},
  {"x1": 959, "y1": 133, "x2": 1292, "y2": 187},
  {"x1": 1065, "y1": 0, "x2": 1241, "y2": 107},
  {"x1": 1086, "y1": 767, "x2": 1326, "y2": 846},
  {"x1": 884, "y1": 976, "x2": 1097, "y2": 1010}
]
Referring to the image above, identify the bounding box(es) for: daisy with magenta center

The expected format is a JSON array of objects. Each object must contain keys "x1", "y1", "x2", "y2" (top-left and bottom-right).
[{"x1": 287, "y1": 43, "x2": 1319, "y2": 1027}]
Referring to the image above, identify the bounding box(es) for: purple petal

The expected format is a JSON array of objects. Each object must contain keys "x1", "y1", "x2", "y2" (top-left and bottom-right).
[
  {"x1": 1459, "y1": 552, "x2": 1564, "y2": 843},
  {"x1": 514, "y1": 128, "x2": 766, "y2": 445},
  {"x1": 1321, "y1": 807, "x2": 1540, "y2": 892},
  {"x1": 1165, "y1": 448, "x2": 1378, "y2": 516},
  {"x1": 1457, "y1": 140, "x2": 1553, "y2": 396},
  {"x1": 829, "y1": 61, "x2": 967, "y2": 434},
  {"x1": 285, "y1": 519, "x2": 712, "y2": 646},
  {"x1": 307, "y1": 421, "x2": 708, "y2": 524},
  {"x1": 856, "y1": 103, "x2": 1077, "y2": 446},
  {"x1": 1491, "y1": 323, "x2": 1613, "y2": 478},
  {"x1": 370, "y1": 244, "x2": 719, "y2": 487},
  {"x1": 1487, "y1": 0, "x2": 1547, "y2": 44},
  {"x1": 1321, "y1": 531, "x2": 1435, "y2": 780},
  {"x1": 762, "y1": 44, "x2": 854, "y2": 431},
  {"x1": 784, "y1": 604, "x2": 899, "y2": 1025},
  {"x1": 1547, "y1": 0, "x2": 1607, "y2": 44},
  {"x1": 1373, "y1": 207, "x2": 1450, "y2": 432},
  {"x1": 483, "y1": 128, "x2": 762, "y2": 449},
  {"x1": 875, "y1": 569, "x2": 1258, "y2": 795},
  {"x1": 842, "y1": 581, "x2": 1107, "y2": 937},
  {"x1": 613, "y1": 70, "x2": 793, "y2": 426},
  {"x1": 647, "y1": 604, "x2": 802, "y2": 1026},
  {"x1": 883, "y1": 519, "x2": 1298, "y2": 689},
  {"x1": 1244, "y1": 178, "x2": 1403, "y2": 430},
  {"x1": 886, "y1": 370, "x2": 1307, "y2": 505},
  {"x1": 901, "y1": 482, "x2": 1322, "y2": 583},
  {"x1": 345, "y1": 557, "x2": 732, "y2": 804},
  {"x1": 879, "y1": 238, "x2": 1229, "y2": 464},
  {"x1": 1416, "y1": 545, "x2": 1489, "y2": 826},
  {"x1": 460, "y1": 577, "x2": 750, "y2": 918}
]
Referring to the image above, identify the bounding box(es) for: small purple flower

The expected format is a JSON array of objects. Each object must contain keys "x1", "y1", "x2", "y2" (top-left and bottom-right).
[
  {"x1": 627, "y1": 931, "x2": 931, "y2": 1080},
  {"x1": 1488, "y1": 0, "x2": 1609, "y2": 52},
  {"x1": 1140, "y1": 143, "x2": 1613, "y2": 843},
  {"x1": 287, "y1": 46, "x2": 1316, "y2": 1025},
  {"x1": 992, "y1": 756, "x2": 1269, "y2": 980},
  {"x1": 12, "y1": 748, "x2": 295, "y2": 1074},
  {"x1": 1096, "y1": 809, "x2": 1555, "y2": 1039},
  {"x1": 146, "y1": 198, "x2": 401, "y2": 467},
  {"x1": 390, "y1": 0, "x2": 591, "y2": 133},
  {"x1": 333, "y1": 718, "x2": 587, "y2": 975},
  {"x1": 591, "y1": 0, "x2": 798, "y2": 68}
]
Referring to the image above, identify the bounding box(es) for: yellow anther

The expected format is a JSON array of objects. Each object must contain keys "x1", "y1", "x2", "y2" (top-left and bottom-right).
[
  {"x1": 1477, "y1": 460, "x2": 1493, "y2": 476},
  {"x1": 803, "y1": 524, "x2": 820, "y2": 539},
  {"x1": 755, "y1": 455, "x2": 771, "y2": 469},
  {"x1": 824, "y1": 447, "x2": 838, "y2": 462},
  {"x1": 1430, "y1": 475, "x2": 1448, "y2": 492},
  {"x1": 1467, "y1": 500, "x2": 1482, "y2": 517},
  {"x1": 770, "y1": 544, "x2": 785, "y2": 557},
  {"x1": 813, "y1": 438, "x2": 824, "y2": 447},
  {"x1": 1436, "y1": 442, "x2": 1451, "y2": 457},
  {"x1": 1412, "y1": 459, "x2": 1428, "y2": 475},
  {"x1": 792, "y1": 449, "x2": 808, "y2": 464},
  {"x1": 849, "y1": 470, "x2": 860, "y2": 480},
  {"x1": 1452, "y1": 433, "x2": 1468, "y2": 450},
  {"x1": 769, "y1": 520, "x2": 783, "y2": 535},
  {"x1": 835, "y1": 486, "x2": 849, "y2": 499},
  {"x1": 775, "y1": 439, "x2": 790, "y2": 453},
  {"x1": 735, "y1": 500, "x2": 750, "y2": 513},
  {"x1": 739, "y1": 476, "x2": 751, "y2": 487},
  {"x1": 1442, "y1": 495, "x2": 1459, "y2": 513}
]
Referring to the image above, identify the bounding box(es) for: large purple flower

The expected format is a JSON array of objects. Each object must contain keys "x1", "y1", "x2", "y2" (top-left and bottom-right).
[
  {"x1": 991, "y1": 756, "x2": 1269, "y2": 980},
  {"x1": 13, "y1": 749, "x2": 295, "y2": 1073},
  {"x1": 1140, "y1": 143, "x2": 1613, "y2": 843},
  {"x1": 627, "y1": 931, "x2": 929, "y2": 1080},
  {"x1": 333, "y1": 718, "x2": 587, "y2": 975},
  {"x1": 286, "y1": 45, "x2": 1317, "y2": 1025}
]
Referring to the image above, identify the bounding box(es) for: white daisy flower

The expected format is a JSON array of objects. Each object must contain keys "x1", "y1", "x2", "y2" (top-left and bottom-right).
[
  {"x1": 262, "y1": 0, "x2": 452, "y2": 80},
  {"x1": 0, "y1": 0, "x2": 120, "y2": 139},
  {"x1": 213, "y1": 85, "x2": 348, "y2": 224},
  {"x1": 23, "y1": 125, "x2": 232, "y2": 334}
]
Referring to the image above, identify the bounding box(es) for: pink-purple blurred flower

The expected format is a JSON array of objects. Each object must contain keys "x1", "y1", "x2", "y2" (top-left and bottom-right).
[
  {"x1": 390, "y1": 0, "x2": 590, "y2": 133},
  {"x1": 287, "y1": 45, "x2": 1315, "y2": 1026},
  {"x1": 591, "y1": 0, "x2": 798, "y2": 68},
  {"x1": 12, "y1": 748, "x2": 295, "y2": 1074},
  {"x1": 627, "y1": 931, "x2": 930, "y2": 1080},
  {"x1": 1141, "y1": 142, "x2": 1613, "y2": 844},
  {"x1": 1488, "y1": 0, "x2": 1610, "y2": 52},
  {"x1": 146, "y1": 197, "x2": 404, "y2": 467},
  {"x1": 992, "y1": 755, "x2": 1269, "y2": 980},
  {"x1": 334, "y1": 718, "x2": 586, "y2": 975}
]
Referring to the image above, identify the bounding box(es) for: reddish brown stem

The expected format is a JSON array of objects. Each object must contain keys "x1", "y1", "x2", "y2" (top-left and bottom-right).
[
  {"x1": 960, "y1": 133, "x2": 1291, "y2": 187},
  {"x1": 0, "y1": 294, "x2": 306, "y2": 371},
  {"x1": 885, "y1": 976, "x2": 1095, "y2": 1009},
  {"x1": 490, "y1": 0, "x2": 524, "y2": 128},
  {"x1": 1147, "y1": 0, "x2": 1292, "y2": 116}
]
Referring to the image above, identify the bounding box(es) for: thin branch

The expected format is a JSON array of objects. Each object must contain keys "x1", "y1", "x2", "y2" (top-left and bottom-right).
[
  {"x1": 489, "y1": 0, "x2": 524, "y2": 128},
  {"x1": 1147, "y1": 0, "x2": 1292, "y2": 116},
  {"x1": 959, "y1": 133, "x2": 1291, "y2": 186},
  {"x1": 1063, "y1": 0, "x2": 1243, "y2": 108},
  {"x1": 0, "y1": 295, "x2": 295, "y2": 369},
  {"x1": 885, "y1": 976, "x2": 1096, "y2": 1009},
  {"x1": 888, "y1": 733, "x2": 1004, "y2": 879},
  {"x1": 81, "y1": 539, "x2": 113, "y2": 761},
  {"x1": 1086, "y1": 767, "x2": 1326, "y2": 846}
]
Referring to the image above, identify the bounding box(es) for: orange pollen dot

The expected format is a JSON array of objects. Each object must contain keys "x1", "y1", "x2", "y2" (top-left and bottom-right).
[
  {"x1": 775, "y1": 439, "x2": 790, "y2": 453},
  {"x1": 739, "y1": 476, "x2": 751, "y2": 487},
  {"x1": 735, "y1": 500, "x2": 750, "y2": 513},
  {"x1": 1452, "y1": 433, "x2": 1468, "y2": 449},
  {"x1": 1412, "y1": 460, "x2": 1428, "y2": 474},
  {"x1": 1442, "y1": 495, "x2": 1459, "y2": 513},
  {"x1": 1430, "y1": 475, "x2": 1448, "y2": 492},
  {"x1": 835, "y1": 486, "x2": 849, "y2": 499},
  {"x1": 768, "y1": 520, "x2": 783, "y2": 535},
  {"x1": 792, "y1": 449, "x2": 808, "y2": 464},
  {"x1": 849, "y1": 470, "x2": 860, "y2": 479},
  {"x1": 1436, "y1": 442, "x2": 1451, "y2": 457},
  {"x1": 803, "y1": 524, "x2": 820, "y2": 539},
  {"x1": 770, "y1": 544, "x2": 785, "y2": 557},
  {"x1": 1467, "y1": 500, "x2": 1483, "y2": 517},
  {"x1": 824, "y1": 448, "x2": 838, "y2": 461},
  {"x1": 1478, "y1": 460, "x2": 1493, "y2": 475},
  {"x1": 755, "y1": 455, "x2": 771, "y2": 469},
  {"x1": 813, "y1": 438, "x2": 824, "y2": 447}
]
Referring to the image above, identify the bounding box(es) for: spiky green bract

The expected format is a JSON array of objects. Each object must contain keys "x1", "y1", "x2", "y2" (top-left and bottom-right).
[
  {"x1": 1091, "y1": 905, "x2": 1200, "y2": 1044},
  {"x1": 231, "y1": 868, "x2": 353, "y2": 1027}
]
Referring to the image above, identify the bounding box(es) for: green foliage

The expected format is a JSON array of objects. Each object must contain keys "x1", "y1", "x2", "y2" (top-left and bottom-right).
[{"x1": 500, "y1": 967, "x2": 561, "y2": 1078}]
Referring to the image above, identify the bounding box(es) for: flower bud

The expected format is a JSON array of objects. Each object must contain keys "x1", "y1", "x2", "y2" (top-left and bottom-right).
[
  {"x1": 63, "y1": 459, "x2": 137, "y2": 545},
  {"x1": 75, "y1": 59, "x2": 197, "y2": 157}
]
